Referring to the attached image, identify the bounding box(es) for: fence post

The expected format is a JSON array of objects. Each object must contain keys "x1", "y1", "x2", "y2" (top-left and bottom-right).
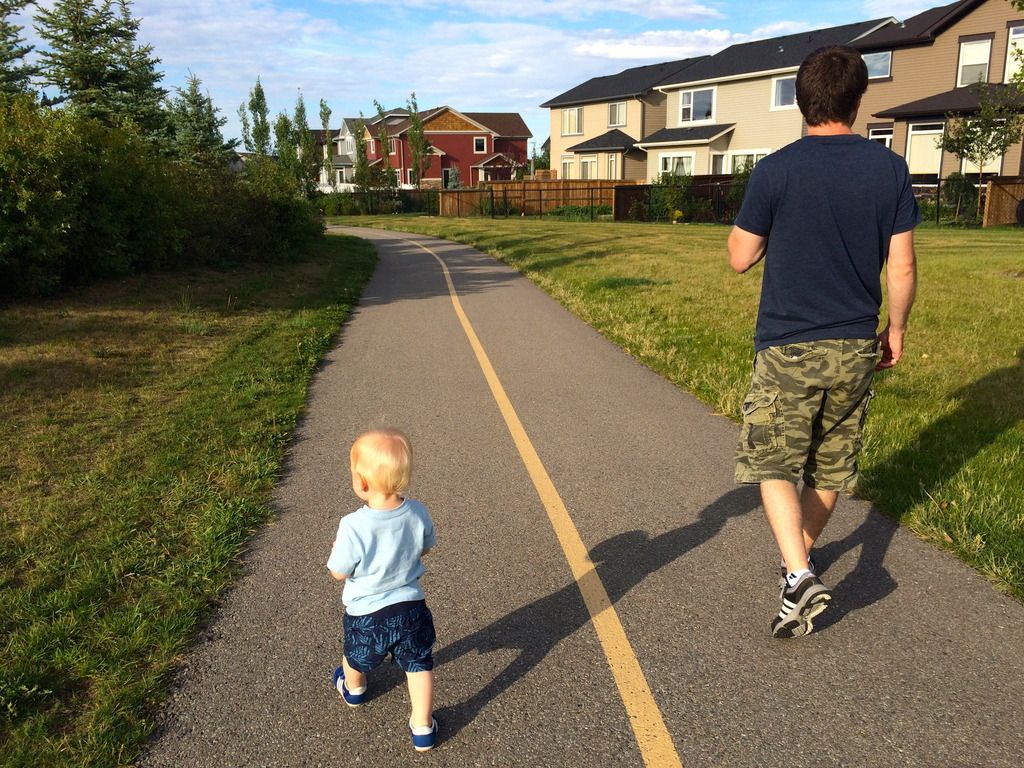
[
  {"x1": 457, "y1": 191, "x2": 461, "y2": 218},
  {"x1": 539, "y1": 187, "x2": 543, "y2": 218},
  {"x1": 503, "y1": 187, "x2": 509, "y2": 218},
  {"x1": 935, "y1": 178, "x2": 941, "y2": 226},
  {"x1": 590, "y1": 186, "x2": 595, "y2": 221},
  {"x1": 490, "y1": 187, "x2": 496, "y2": 219}
]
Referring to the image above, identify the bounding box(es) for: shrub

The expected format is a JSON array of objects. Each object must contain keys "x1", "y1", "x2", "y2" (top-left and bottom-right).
[{"x1": 547, "y1": 204, "x2": 611, "y2": 221}]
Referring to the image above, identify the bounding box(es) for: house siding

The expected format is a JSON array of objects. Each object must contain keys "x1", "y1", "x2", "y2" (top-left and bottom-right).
[
  {"x1": 548, "y1": 98, "x2": 646, "y2": 179},
  {"x1": 641, "y1": 92, "x2": 668, "y2": 138},
  {"x1": 649, "y1": 75, "x2": 804, "y2": 179},
  {"x1": 857, "y1": 0, "x2": 1024, "y2": 177}
]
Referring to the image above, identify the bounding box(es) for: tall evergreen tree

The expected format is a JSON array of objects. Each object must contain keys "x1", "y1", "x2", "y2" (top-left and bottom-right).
[
  {"x1": 110, "y1": 0, "x2": 166, "y2": 136},
  {"x1": 0, "y1": 0, "x2": 38, "y2": 97},
  {"x1": 35, "y1": 0, "x2": 123, "y2": 119},
  {"x1": 166, "y1": 72, "x2": 237, "y2": 166}
]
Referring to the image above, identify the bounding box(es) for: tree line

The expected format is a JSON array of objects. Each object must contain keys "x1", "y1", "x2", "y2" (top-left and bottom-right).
[{"x1": 0, "y1": 0, "x2": 324, "y2": 298}]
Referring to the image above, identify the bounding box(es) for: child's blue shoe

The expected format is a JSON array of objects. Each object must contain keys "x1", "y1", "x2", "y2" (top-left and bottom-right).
[
  {"x1": 332, "y1": 666, "x2": 366, "y2": 707},
  {"x1": 409, "y1": 718, "x2": 438, "y2": 751}
]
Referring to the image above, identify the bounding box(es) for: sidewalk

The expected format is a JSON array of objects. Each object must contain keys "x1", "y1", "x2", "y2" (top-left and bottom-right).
[{"x1": 140, "y1": 227, "x2": 1024, "y2": 768}]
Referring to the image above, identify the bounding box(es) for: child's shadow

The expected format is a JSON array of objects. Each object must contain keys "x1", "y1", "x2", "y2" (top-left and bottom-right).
[{"x1": 422, "y1": 486, "x2": 760, "y2": 740}]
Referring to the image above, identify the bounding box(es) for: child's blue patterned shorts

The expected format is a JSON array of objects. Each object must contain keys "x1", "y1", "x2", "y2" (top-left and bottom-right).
[{"x1": 343, "y1": 600, "x2": 435, "y2": 673}]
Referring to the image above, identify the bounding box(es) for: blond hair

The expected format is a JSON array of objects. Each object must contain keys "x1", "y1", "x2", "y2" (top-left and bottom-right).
[{"x1": 350, "y1": 428, "x2": 412, "y2": 495}]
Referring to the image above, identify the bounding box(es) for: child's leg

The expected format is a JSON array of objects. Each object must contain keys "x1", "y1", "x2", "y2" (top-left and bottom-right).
[
  {"x1": 406, "y1": 670, "x2": 433, "y2": 728},
  {"x1": 342, "y1": 655, "x2": 367, "y2": 692}
]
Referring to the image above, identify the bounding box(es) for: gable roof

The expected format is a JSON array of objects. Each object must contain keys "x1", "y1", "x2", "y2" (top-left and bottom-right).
[
  {"x1": 636, "y1": 124, "x2": 736, "y2": 147},
  {"x1": 658, "y1": 18, "x2": 895, "y2": 88},
  {"x1": 875, "y1": 82, "x2": 1024, "y2": 118},
  {"x1": 464, "y1": 112, "x2": 532, "y2": 137},
  {"x1": 854, "y1": 0, "x2": 986, "y2": 51},
  {"x1": 566, "y1": 129, "x2": 637, "y2": 153},
  {"x1": 540, "y1": 57, "x2": 708, "y2": 108}
]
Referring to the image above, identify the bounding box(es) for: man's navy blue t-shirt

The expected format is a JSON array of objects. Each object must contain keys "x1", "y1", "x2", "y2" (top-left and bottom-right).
[{"x1": 734, "y1": 134, "x2": 920, "y2": 351}]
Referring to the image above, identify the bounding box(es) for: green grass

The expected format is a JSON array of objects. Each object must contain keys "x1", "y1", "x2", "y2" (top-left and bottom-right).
[
  {"x1": 329, "y1": 215, "x2": 1024, "y2": 600},
  {"x1": 0, "y1": 234, "x2": 376, "y2": 766}
]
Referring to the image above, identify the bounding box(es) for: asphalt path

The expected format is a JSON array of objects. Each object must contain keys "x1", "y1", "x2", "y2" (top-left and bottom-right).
[{"x1": 140, "y1": 226, "x2": 1024, "y2": 768}]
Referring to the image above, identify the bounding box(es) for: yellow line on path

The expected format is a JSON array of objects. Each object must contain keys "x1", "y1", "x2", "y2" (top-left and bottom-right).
[{"x1": 405, "y1": 237, "x2": 683, "y2": 768}]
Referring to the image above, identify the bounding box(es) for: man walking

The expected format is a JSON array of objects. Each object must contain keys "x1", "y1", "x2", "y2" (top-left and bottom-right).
[{"x1": 728, "y1": 45, "x2": 919, "y2": 639}]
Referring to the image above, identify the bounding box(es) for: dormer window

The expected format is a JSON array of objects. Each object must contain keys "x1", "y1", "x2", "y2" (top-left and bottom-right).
[
  {"x1": 680, "y1": 87, "x2": 714, "y2": 123},
  {"x1": 957, "y1": 37, "x2": 992, "y2": 86},
  {"x1": 863, "y1": 51, "x2": 891, "y2": 79}
]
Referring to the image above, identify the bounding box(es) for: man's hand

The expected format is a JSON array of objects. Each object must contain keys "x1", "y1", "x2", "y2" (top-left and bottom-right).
[{"x1": 876, "y1": 324, "x2": 904, "y2": 370}]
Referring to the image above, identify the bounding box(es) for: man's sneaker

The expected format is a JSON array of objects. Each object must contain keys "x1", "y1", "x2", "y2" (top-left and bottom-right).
[
  {"x1": 332, "y1": 666, "x2": 366, "y2": 707},
  {"x1": 777, "y1": 553, "x2": 818, "y2": 597},
  {"x1": 771, "y1": 571, "x2": 831, "y2": 639},
  {"x1": 410, "y1": 718, "x2": 438, "y2": 752}
]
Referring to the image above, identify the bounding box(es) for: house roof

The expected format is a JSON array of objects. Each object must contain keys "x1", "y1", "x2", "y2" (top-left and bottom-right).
[
  {"x1": 658, "y1": 18, "x2": 894, "y2": 87},
  {"x1": 471, "y1": 152, "x2": 519, "y2": 167},
  {"x1": 309, "y1": 128, "x2": 338, "y2": 145},
  {"x1": 854, "y1": 0, "x2": 985, "y2": 51},
  {"x1": 636, "y1": 124, "x2": 736, "y2": 146},
  {"x1": 464, "y1": 112, "x2": 532, "y2": 137},
  {"x1": 363, "y1": 107, "x2": 531, "y2": 138},
  {"x1": 875, "y1": 83, "x2": 1024, "y2": 118},
  {"x1": 540, "y1": 57, "x2": 708, "y2": 108},
  {"x1": 566, "y1": 129, "x2": 637, "y2": 153}
]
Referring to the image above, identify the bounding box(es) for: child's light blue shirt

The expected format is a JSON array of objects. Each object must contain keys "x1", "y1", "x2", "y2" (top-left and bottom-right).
[{"x1": 327, "y1": 498, "x2": 435, "y2": 616}]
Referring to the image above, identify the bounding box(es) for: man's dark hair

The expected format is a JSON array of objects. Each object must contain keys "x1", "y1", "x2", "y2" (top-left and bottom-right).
[{"x1": 796, "y1": 45, "x2": 868, "y2": 126}]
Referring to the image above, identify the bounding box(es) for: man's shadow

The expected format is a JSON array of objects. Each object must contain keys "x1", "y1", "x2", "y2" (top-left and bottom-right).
[
  {"x1": 812, "y1": 347, "x2": 1024, "y2": 629},
  {"x1": 422, "y1": 486, "x2": 761, "y2": 740}
]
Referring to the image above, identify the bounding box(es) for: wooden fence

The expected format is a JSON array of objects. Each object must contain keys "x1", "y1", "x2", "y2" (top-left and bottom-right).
[
  {"x1": 983, "y1": 178, "x2": 1024, "y2": 226},
  {"x1": 438, "y1": 180, "x2": 643, "y2": 217}
]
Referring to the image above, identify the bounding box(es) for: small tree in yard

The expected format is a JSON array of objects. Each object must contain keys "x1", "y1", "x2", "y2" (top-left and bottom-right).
[
  {"x1": 319, "y1": 98, "x2": 333, "y2": 190},
  {"x1": 939, "y1": 82, "x2": 1024, "y2": 221},
  {"x1": 406, "y1": 91, "x2": 431, "y2": 188},
  {"x1": 373, "y1": 99, "x2": 398, "y2": 191}
]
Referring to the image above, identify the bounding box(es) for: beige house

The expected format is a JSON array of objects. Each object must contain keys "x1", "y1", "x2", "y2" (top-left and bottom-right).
[
  {"x1": 638, "y1": 19, "x2": 895, "y2": 181},
  {"x1": 541, "y1": 58, "x2": 706, "y2": 181},
  {"x1": 853, "y1": 0, "x2": 1024, "y2": 179}
]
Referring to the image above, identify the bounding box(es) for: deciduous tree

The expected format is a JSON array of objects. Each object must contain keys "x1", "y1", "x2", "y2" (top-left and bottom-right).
[{"x1": 406, "y1": 92, "x2": 431, "y2": 188}]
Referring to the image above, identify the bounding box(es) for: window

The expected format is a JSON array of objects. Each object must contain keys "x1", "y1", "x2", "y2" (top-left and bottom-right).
[
  {"x1": 368, "y1": 139, "x2": 376, "y2": 156},
  {"x1": 560, "y1": 156, "x2": 573, "y2": 179},
  {"x1": 868, "y1": 126, "x2": 894, "y2": 149},
  {"x1": 388, "y1": 138, "x2": 396, "y2": 155},
  {"x1": 442, "y1": 168, "x2": 452, "y2": 188},
  {"x1": 863, "y1": 51, "x2": 892, "y2": 79},
  {"x1": 561, "y1": 107, "x2": 583, "y2": 135},
  {"x1": 906, "y1": 123, "x2": 944, "y2": 175},
  {"x1": 473, "y1": 136, "x2": 487, "y2": 153},
  {"x1": 407, "y1": 169, "x2": 416, "y2": 185},
  {"x1": 659, "y1": 153, "x2": 693, "y2": 176},
  {"x1": 711, "y1": 154, "x2": 725, "y2": 174},
  {"x1": 608, "y1": 102, "x2": 626, "y2": 127},
  {"x1": 579, "y1": 156, "x2": 597, "y2": 179},
  {"x1": 962, "y1": 148, "x2": 1002, "y2": 175},
  {"x1": 607, "y1": 154, "x2": 617, "y2": 179},
  {"x1": 1006, "y1": 24, "x2": 1024, "y2": 82},
  {"x1": 771, "y1": 76, "x2": 797, "y2": 109},
  {"x1": 680, "y1": 88, "x2": 714, "y2": 123},
  {"x1": 958, "y1": 38, "x2": 991, "y2": 86},
  {"x1": 730, "y1": 152, "x2": 767, "y2": 173}
]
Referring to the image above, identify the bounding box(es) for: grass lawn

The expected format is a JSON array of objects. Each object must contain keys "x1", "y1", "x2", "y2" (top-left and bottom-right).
[
  {"x1": 0, "y1": 234, "x2": 376, "y2": 766},
  {"x1": 330, "y1": 215, "x2": 1024, "y2": 600}
]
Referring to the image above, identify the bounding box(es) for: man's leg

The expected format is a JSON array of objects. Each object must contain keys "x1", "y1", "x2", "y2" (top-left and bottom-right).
[
  {"x1": 800, "y1": 484, "x2": 839, "y2": 554},
  {"x1": 762, "y1": 481, "x2": 838, "y2": 570}
]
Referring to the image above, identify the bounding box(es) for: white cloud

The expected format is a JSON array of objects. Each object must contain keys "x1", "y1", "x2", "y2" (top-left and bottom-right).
[
  {"x1": 327, "y1": 0, "x2": 723, "y2": 22},
  {"x1": 861, "y1": 0, "x2": 934, "y2": 21}
]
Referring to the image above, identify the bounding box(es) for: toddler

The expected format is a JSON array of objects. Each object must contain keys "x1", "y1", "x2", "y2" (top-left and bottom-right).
[{"x1": 327, "y1": 428, "x2": 438, "y2": 751}]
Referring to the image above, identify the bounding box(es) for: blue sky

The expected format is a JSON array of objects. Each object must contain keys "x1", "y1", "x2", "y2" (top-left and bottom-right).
[{"x1": 16, "y1": 0, "x2": 937, "y2": 147}]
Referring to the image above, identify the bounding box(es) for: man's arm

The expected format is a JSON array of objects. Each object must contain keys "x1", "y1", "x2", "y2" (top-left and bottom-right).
[
  {"x1": 877, "y1": 230, "x2": 917, "y2": 370},
  {"x1": 728, "y1": 226, "x2": 768, "y2": 273}
]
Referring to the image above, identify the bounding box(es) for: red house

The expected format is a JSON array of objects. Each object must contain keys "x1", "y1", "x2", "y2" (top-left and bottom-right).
[{"x1": 364, "y1": 106, "x2": 532, "y2": 188}]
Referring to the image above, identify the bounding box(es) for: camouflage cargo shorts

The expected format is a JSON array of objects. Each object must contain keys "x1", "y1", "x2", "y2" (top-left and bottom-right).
[{"x1": 735, "y1": 338, "x2": 880, "y2": 492}]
